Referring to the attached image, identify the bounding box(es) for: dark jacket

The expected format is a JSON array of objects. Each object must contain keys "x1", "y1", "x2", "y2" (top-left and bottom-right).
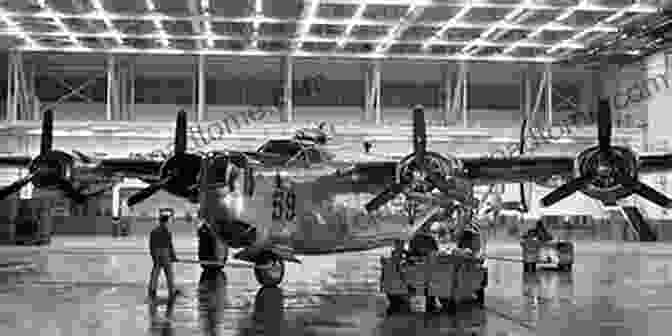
[{"x1": 150, "y1": 225, "x2": 177, "y2": 264}]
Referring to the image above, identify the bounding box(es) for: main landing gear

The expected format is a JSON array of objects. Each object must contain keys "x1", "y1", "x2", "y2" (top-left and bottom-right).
[
  {"x1": 198, "y1": 224, "x2": 228, "y2": 271},
  {"x1": 253, "y1": 252, "x2": 285, "y2": 287}
]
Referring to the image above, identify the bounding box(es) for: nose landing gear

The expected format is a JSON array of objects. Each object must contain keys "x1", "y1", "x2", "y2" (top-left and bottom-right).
[{"x1": 253, "y1": 253, "x2": 285, "y2": 287}]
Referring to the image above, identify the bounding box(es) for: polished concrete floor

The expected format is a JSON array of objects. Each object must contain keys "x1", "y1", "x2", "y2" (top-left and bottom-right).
[{"x1": 1, "y1": 235, "x2": 672, "y2": 336}]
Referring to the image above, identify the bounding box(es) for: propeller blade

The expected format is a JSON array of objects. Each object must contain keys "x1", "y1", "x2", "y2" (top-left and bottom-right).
[
  {"x1": 71, "y1": 150, "x2": 95, "y2": 164},
  {"x1": 597, "y1": 99, "x2": 612, "y2": 152},
  {"x1": 412, "y1": 105, "x2": 427, "y2": 168},
  {"x1": 365, "y1": 183, "x2": 405, "y2": 213},
  {"x1": 426, "y1": 173, "x2": 476, "y2": 206},
  {"x1": 616, "y1": 175, "x2": 672, "y2": 208},
  {"x1": 127, "y1": 176, "x2": 174, "y2": 207},
  {"x1": 519, "y1": 182, "x2": 528, "y2": 212},
  {"x1": 540, "y1": 174, "x2": 593, "y2": 207},
  {"x1": 0, "y1": 173, "x2": 36, "y2": 199},
  {"x1": 40, "y1": 109, "x2": 54, "y2": 155},
  {"x1": 174, "y1": 110, "x2": 187, "y2": 154},
  {"x1": 55, "y1": 178, "x2": 87, "y2": 203},
  {"x1": 519, "y1": 118, "x2": 527, "y2": 155}
]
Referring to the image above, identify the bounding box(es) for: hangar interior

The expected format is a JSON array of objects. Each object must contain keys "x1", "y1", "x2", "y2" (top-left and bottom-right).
[{"x1": 0, "y1": 0, "x2": 671, "y2": 240}]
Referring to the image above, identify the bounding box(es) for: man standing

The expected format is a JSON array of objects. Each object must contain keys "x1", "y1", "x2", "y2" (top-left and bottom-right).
[{"x1": 147, "y1": 208, "x2": 179, "y2": 301}]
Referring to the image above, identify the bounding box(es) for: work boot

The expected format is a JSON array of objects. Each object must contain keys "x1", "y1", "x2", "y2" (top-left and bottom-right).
[
  {"x1": 170, "y1": 289, "x2": 182, "y2": 299},
  {"x1": 441, "y1": 299, "x2": 457, "y2": 314},
  {"x1": 146, "y1": 291, "x2": 156, "y2": 303},
  {"x1": 426, "y1": 296, "x2": 439, "y2": 313}
]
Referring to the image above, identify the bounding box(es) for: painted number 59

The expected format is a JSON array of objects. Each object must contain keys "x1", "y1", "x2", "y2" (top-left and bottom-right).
[{"x1": 272, "y1": 189, "x2": 296, "y2": 221}]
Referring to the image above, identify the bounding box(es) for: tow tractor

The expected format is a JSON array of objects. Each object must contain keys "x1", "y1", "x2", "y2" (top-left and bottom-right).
[
  {"x1": 380, "y1": 239, "x2": 488, "y2": 313},
  {"x1": 520, "y1": 238, "x2": 574, "y2": 272}
]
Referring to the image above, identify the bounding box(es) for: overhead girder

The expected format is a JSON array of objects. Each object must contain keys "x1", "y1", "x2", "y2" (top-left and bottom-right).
[
  {"x1": 363, "y1": 60, "x2": 382, "y2": 124},
  {"x1": 282, "y1": 55, "x2": 294, "y2": 122},
  {"x1": 6, "y1": 51, "x2": 39, "y2": 122}
]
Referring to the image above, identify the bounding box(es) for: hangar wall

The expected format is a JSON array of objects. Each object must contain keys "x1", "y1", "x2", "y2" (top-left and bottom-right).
[
  {"x1": 600, "y1": 51, "x2": 672, "y2": 221},
  {"x1": 1, "y1": 54, "x2": 596, "y2": 128}
]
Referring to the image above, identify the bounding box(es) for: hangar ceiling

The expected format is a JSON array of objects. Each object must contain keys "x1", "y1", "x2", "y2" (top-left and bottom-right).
[{"x1": 0, "y1": 0, "x2": 668, "y2": 63}]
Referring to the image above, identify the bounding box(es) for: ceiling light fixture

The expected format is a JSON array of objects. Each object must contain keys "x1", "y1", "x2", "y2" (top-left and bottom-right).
[
  {"x1": 89, "y1": 0, "x2": 123, "y2": 45},
  {"x1": 375, "y1": 4, "x2": 423, "y2": 54},
  {"x1": 421, "y1": 4, "x2": 472, "y2": 51},
  {"x1": 295, "y1": 0, "x2": 320, "y2": 50},
  {"x1": 144, "y1": 0, "x2": 169, "y2": 47},
  {"x1": 337, "y1": 3, "x2": 367, "y2": 49},
  {"x1": 250, "y1": 0, "x2": 263, "y2": 49}
]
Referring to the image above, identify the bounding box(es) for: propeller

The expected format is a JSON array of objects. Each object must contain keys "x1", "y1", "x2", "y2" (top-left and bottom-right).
[
  {"x1": 127, "y1": 110, "x2": 202, "y2": 207},
  {"x1": 0, "y1": 110, "x2": 89, "y2": 202},
  {"x1": 514, "y1": 118, "x2": 529, "y2": 212},
  {"x1": 127, "y1": 176, "x2": 174, "y2": 206},
  {"x1": 540, "y1": 99, "x2": 672, "y2": 209},
  {"x1": 0, "y1": 172, "x2": 38, "y2": 200},
  {"x1": 364, "y1": 105, "x2": 470, "y2": 213}
]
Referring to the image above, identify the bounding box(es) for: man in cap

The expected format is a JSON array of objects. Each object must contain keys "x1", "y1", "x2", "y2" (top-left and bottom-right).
[{"x1": 147, "y1": 208, "x2": 179, "y2": 301}]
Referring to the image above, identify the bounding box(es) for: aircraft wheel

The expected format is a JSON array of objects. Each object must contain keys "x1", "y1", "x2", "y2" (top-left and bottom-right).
[
  {"x1": 439, "y1": 298, "x2": 456, "y2": 314},
  {"x1": 523, "y1": 262, "x2": 536, "y2": 273},
  {"x1": 558, "y1": 263, "x2": 572, "y2": 272},
  {"x1": 254, "y1": 254, "x2": 285, "y2": 287},
  {"x1": 386, "y1": 294, "x2": 410, "y2": 314},
  {"x1": 475, "y1": 288, "x2": 485, "y2": 306},
  {"x1": 198, "y1": 230, "x2": 227, "y2": 271}
]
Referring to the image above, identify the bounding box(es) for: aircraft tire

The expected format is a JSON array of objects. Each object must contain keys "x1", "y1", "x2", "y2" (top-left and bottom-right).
[
  {"x1": 558, "y1": 263, "x2": 572, "y2": 272},
  {"x1": 475, "y1": 287, "x2": 485, "y2": 306},
  {"x1": 386, "y1": 294, "x2": 410, "y2": 314},
  {"x1": 198, "y1": 228, "x2": 227, "y2": 271},
  {"x1": 523, "y1": 262, "x2": 536, "y2": 273},
  {"x1": 254, "y1": 254, "x2": 285, "y2": 287},
  {"x1": 439, "y1": 298, "x2": 456, "y2": 314}
]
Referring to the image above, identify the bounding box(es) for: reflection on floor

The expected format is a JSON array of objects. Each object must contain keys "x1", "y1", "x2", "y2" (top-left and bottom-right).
[{"x1": 0, "y1": 235, "x2": 671, "y2": 335}]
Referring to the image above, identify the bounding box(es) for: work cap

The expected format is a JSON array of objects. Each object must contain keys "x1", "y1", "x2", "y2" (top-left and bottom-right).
[{"x1": 159, "y1": 208, "x2": 174, "y2": 221}]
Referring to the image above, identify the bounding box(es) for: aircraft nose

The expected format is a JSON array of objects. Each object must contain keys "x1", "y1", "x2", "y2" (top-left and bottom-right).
[{"x1": 217, "y1": 219, "x2": 258, "y2": 248}]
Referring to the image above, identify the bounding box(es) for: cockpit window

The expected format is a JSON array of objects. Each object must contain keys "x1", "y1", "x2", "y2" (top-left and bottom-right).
[{"x1": 258, "y1": 140, "x2": 303, "y2": 157}]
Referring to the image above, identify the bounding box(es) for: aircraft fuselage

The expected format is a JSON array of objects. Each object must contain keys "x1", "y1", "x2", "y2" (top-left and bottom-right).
[{"x1": 200, "y1": 156, "x2": 428, "y2": 256}]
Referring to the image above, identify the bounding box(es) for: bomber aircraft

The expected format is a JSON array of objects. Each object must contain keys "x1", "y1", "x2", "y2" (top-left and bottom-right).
[
  {"x1": 169, "y1": 100, "x2": 672, "y2": 286},
  {"x1": 3, "y1": 100, "x2": 672, "y2": 287}
]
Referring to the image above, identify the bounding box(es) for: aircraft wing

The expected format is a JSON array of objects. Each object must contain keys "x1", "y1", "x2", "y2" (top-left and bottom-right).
[
  {"x1": 459, "y1": 154, "x2": 575, "y2": 185},
  {"x1": 93, "y1": 158, "x2": 163, "y2": 179},
  {"x1": 348, "y1": 154, "x2": 574, "y2": 186},
  {"x1": 0, "y1": 155, "x2": 32, "y2": 167},
  {"x1": 638, "y1": 153, "x2": 672, "y2": 174}
]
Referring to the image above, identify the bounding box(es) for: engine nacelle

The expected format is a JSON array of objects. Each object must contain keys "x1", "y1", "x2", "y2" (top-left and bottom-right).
[
  {"x1": 397, "y1": 151, "x2": 463, "y2": 192},
  {"x1": 159, "y1": 152, "x2": 202, "y2": 200},
  {"x1": 574, "y1": 145, "x2": 639, "y2": 204},
  {"x1": 28, "y1": 150, "x2": 74, "y2": 188}
]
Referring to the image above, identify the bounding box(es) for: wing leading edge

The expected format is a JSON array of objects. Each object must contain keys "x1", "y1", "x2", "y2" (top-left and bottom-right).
[
  {"x1": 459, "y1": 155, "x2": 575, "y2": 185},
  {"x1": 0, "y1": 156, "x2": 32, "y2": 167}
]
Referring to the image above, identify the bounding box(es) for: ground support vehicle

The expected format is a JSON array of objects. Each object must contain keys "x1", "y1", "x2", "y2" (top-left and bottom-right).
[
  {"x1": 380, "y1": 251, "x2": 487, "y2": 313},
  {"x1": 521, "y1": 239, "x2": 574, "y2": 272}
]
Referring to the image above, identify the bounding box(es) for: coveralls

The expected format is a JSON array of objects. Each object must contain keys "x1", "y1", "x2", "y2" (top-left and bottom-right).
[
  {"x1": 408, "y1": 233, "x2": 440, "y2": 312},
  {"x1": 148, "y1": 223, "x2": 178, "y2": 299},
  {"x1": 526, "y1": 221, "x2": 553, "y2": 242}
]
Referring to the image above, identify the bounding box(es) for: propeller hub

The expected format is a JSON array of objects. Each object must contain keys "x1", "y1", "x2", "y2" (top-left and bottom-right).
[
  {"x1": 398, "y1": 151, "x2": 460, "y2": 190},
  {"x1": 159, "y1": 153, "x2": 202, "y2": 187},
  {"x1": 576, "y1": 145, "x2": 638, "y2": 200},
  {"x1": 28, "y1": 151, "x2": 73, "y2": 188}
]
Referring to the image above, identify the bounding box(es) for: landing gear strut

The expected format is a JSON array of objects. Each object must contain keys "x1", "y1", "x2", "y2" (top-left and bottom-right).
[
  {"x1": 254, "y1": 253, "x2": 285, "y2": 287},
  {"x1": 198, "y1": 225, "x2": 228, "y2": 271}
]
